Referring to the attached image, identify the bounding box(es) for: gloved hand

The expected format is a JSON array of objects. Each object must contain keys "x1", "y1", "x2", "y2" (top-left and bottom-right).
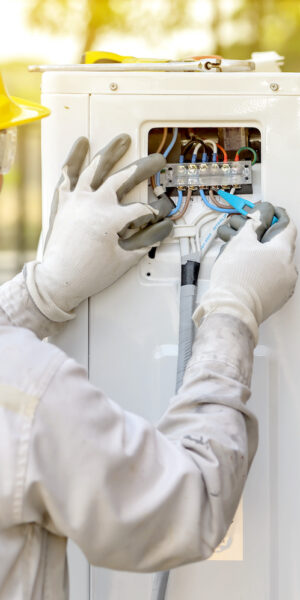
[
  {"x1": 25, "y1": 134, "x2": 173, "y2": 322},
  {"x1": 193, "y1": 203, "x2": 298, "y2": 344}
]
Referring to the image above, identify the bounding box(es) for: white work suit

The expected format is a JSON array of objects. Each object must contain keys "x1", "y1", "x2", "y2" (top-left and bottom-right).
[{"x1": 0, "y1": 273, "x2": 258, "y2": 599}]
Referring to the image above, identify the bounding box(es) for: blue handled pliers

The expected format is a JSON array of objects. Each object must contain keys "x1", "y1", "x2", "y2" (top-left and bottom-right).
[{"x1": 217, "y1": 190, "x2": 278, "y2": 224}]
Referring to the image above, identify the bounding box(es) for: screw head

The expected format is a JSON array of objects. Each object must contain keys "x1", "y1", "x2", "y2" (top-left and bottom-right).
[
  {"x1": 221, "y1": 163, "x2": 230, "y2": 172},
  {"x1": 109, "y1": 82, "x2": 118, "y2": 91},
  {"x1": 270, "y1": 82, "x2": 279, "y2": 92}
]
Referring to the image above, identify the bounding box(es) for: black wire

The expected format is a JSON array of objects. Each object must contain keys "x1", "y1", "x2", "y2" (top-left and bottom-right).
[
  {"x1": 182, "y1": 140, "x2": 195, "y2": 157},
  {"x1": 194, "y1": 137, "x2": 212, "y2": 154}
]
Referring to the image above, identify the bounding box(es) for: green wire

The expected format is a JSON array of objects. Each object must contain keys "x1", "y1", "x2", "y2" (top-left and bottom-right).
[{"x1": 236, "y1": 146, "x2": 258, "y2": 165}]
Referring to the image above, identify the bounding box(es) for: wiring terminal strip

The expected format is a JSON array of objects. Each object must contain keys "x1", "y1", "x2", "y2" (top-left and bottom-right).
[{"x1": 160, "y1": 160, "x2": 253, "y2": 193}]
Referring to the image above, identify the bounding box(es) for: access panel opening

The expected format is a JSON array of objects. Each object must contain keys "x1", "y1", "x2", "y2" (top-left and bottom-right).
[{"x1": 148, "y1": 126, "x2": 261, "y2": 196}]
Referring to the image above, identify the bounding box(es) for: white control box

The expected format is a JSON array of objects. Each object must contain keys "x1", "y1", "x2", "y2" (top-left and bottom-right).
[{"x1": 40, "y1": 68, "x2": 300, "y2": 600}]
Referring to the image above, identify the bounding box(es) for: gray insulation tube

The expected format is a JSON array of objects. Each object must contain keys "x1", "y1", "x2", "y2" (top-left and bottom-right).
[
  {"x1": 151, "y1": 252, "x2": 200, "y2": 600},
  {"x1": 151, "y1": 571, "x2": 170, "y2": 600},
  {"x1": 176, "y1": 283, "x2": 198, "y2": 391}
]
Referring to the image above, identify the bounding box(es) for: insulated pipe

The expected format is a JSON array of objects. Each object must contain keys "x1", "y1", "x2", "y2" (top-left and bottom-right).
[
  {"x1": 175, "y1": 252, "x2": 201, "y2": 391},
  {"x1": 151, "y1": 571, "x2": 170, "y2": 600},
  {"x1": 151, "y1": 245, "x2": 200, "y2": 600}
]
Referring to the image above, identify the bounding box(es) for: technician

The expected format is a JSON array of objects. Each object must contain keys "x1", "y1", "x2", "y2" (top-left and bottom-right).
[{"x1": 0, "y1": 73, "x2": 297, "y2": 599}]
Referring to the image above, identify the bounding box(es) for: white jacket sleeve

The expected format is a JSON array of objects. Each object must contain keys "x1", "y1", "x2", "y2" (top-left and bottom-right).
[
  {"x1": 0, "y1": 273, "x2": 62, "y2": 338},
  {"x1": 22, "y1": 312, "x2": 258, "y2": 572}
]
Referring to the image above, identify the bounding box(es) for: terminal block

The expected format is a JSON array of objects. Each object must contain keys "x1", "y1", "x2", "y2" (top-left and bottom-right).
[{"x1": 159, "y1": 160, "x2": 252, "y2": 194}]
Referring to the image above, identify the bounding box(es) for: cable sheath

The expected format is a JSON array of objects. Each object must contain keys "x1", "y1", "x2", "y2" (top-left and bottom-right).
[
  {"x1": 152, "y1": 251, "x2": 200, "y2": 600},
  {"x1": 151, "y1": 571, "x2": 170, "y2": 600}
]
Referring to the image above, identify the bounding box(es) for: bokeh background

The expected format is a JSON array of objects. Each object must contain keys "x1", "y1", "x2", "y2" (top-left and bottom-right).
[{"x1": 1, "y1": 0, "x2": 300, "y2": 280}]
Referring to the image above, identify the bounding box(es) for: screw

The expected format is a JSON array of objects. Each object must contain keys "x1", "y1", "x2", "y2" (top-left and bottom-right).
[
  {"x1": 270, "y1": 82, "x2": 279, "y2": 92},
  {"x1": 109, "y1": 82, "x2": 118, "y2": 91}
]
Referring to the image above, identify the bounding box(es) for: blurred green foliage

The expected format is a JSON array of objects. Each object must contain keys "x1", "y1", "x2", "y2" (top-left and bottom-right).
[
  {"x1": 26, "y1": 0, "x2": 300, "y2": 69},
  {"x1": 27, "y1": 0, "x2": 192, "y2": 59},
  {"x1": 216, "y1": 0, "x2": 300, "y2": 71}
]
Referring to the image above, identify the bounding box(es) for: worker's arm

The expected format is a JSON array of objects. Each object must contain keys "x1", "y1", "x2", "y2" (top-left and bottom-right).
[
  {"x1": 21, "y1": 209, "x2": 296, "y2": 572},
  {"x1": 0, "y1": 272, "x2": 61, "y2": 338},
  {"x1": 22, "y1": 311, "x2": 256, "y2": 572}
]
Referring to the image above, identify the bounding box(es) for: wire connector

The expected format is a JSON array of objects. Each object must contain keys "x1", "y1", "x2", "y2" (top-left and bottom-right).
[{"x1": 154, "y1": 185, "x2": 165, "y2": 198}]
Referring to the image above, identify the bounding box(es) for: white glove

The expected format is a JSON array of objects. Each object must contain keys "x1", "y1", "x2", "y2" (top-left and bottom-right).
[
  {"x1": 25, "y1": 134, "x2": 173, "y2": 322},
  {"x1": 193, "y1": 205, "x2": 298, "y2": 344}
]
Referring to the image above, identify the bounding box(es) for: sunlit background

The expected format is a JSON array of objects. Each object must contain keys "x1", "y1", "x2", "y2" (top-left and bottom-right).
[{"x1": 1, "y1": 0, "x2": 300, "y2": 279}]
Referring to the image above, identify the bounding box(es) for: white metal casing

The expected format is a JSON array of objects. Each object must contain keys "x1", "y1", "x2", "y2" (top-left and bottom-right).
[{"x1": 40, "y1": 70, "x2": 300, "y2": 600}]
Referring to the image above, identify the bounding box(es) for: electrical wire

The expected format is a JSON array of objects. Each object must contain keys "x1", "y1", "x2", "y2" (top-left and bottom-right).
[
  {"x1": 190, "y1": 236, "x2": 196, "y2": 253},
  {"x1": 155, "y1": 127, "x2": 179, "y2": 186},
  {"x1": 151, "y1": 128, "x2": 169, "y2": 188},
  {"x1": 209, "y1": 188, "x2": 234, "y2": 209},
  {"x1": 235, "y1": 146, "x2": 257, "y2": 165},
  {"x1": 195, "y1": 211, "x2": 228, "y2": 254},
  {"x1": 216, "y1": 143, "x2": 228, "y2": 163},
  {"x1": 200, "y1": 188, "x2": 237, "y2": 213},
  {"x1": 168, "y1": 189, "x2": 183, "y2": 216},
  {"x1": 203, "y1": 139, "x2": 217, "y2": 162},
  {"x1": 151, "y1": 572, "x2": 170, "y2": 600},
  {"x1": 203, "y1": 139, "x2": 217, "y2": 154},
  {"x1": 191, "y1": 140, "x2": 207, "y2": 163},
  {"x1": 156, "y1": 128, "x2": 168, "y2": 154},
  {"x1": 192, "y1": 142, "x2": 203, "y2": 162},
  {"x1": 171, "y1": 188, "x2": 193, "y2": 221},
  {"x1": 163, "y1": 127, "x2": 179, "y2": 158},
  {"x1": 182, "y1": 140, "x2": 195, "y2": 159}
]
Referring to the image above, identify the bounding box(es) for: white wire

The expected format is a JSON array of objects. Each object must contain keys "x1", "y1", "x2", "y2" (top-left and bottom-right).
[
  {"x1": 193, "y1": 211, "x2": 217, "y2": 250},
  {"x1": 179, "y1": 237, "x2": 190, "y2": 256},
  {"x1": 203, "y1": 139, "x2": 217, "y2": 154},
  {"x1": 176, "y1": 191, "x2": 230, "y2": 258},
  {"x1": 196, "y1": 212, "x2": 228, "y2": 255},
  {"x1": 194, "y1": 185, "x2": 235, "y2": 252},
  {"x1": 192, "y1": 142, "x2": 202, "y2": 160},
  {"x1": 190, "y1": 237, "x2": 196, "y2": 253},
  {"x1": 195, "y1": 217, "x2": 215, "y2": 252}
]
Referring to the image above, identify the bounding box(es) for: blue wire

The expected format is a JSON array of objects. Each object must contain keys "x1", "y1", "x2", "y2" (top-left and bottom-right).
[
  {"x1": 169, "y1": 189, "x2": 183, "y2": 216},
  {"x1": 163, "y1": 127, "x2": 178, "y2": 158},
  {"x1": 212, "y1": 152, "x2": 217, "y2": 163},
  {"x1": 168, "y1": 151, "x2": 187, "y2": 216},
  {"x1": 155, "y1": 127, "x2": 179, "y2": 186},
  {"x1": 199, "y1": 189, "x2": 237, "y2": 214},
  {"x1": 202, "y1": 152, "x2": 208, "y2": 163}
]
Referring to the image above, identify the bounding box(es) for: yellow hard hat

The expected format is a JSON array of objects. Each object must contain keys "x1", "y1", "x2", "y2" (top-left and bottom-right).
[{"x1": 0, "y1": 72, "x2": 50, "y2": 130}]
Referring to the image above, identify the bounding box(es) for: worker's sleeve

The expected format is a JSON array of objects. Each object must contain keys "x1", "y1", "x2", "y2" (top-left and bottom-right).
[
  {"x1": 0, "y1": 273, "x2": 62, "y2": 338},
  {"x1": 25, "y1": 312, "x2": 258, "y2": 572}
]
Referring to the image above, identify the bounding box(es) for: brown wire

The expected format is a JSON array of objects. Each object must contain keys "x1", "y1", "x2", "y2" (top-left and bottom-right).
[
  {"x1": 209, "y1": 188, "x2": 239, "y2": 213},
  {"x1": 171, "y1": 188, "x2": 193, "y2": 221},
  {"x1": 209, "y1": 188, "x2": 230, "y2": 208},
  {"x1": 156, "y1": 127, "x2": 168, "y2": 153},
  {"x1": 151, "y1": 127, "x2": 168, "y2": 189}
]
